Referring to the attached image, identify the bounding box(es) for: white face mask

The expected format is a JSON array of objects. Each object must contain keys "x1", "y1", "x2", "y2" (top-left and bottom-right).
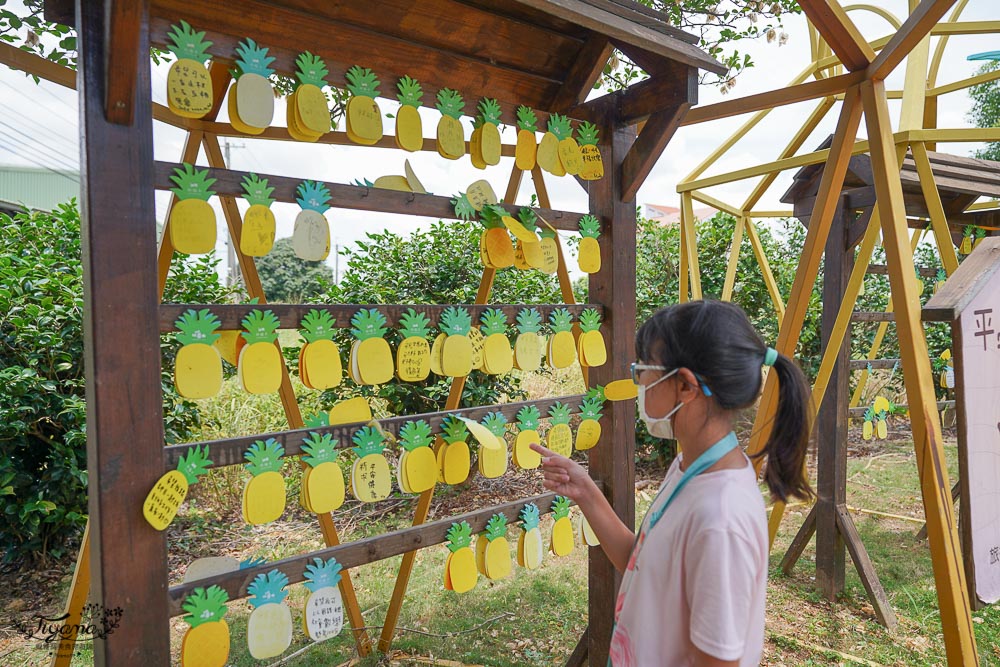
[{"x1": 637, "y1": 369, "x2": 684, "y2": 440}]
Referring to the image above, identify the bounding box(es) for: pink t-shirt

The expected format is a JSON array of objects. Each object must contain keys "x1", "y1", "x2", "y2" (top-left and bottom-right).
[{"x1": 610, "y1": 451, "x2": 768, "y2": 666}]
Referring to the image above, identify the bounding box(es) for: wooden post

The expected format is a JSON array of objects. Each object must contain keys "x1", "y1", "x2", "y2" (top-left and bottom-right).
[
  {"x1": 77, "y1": 0, "x2": 170, "y2": 664},
  {"x1": 585, "y1": 101, "x2": 637, "y2": 666}
]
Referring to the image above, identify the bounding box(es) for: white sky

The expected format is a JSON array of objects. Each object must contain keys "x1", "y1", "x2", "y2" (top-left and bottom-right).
[{"x1": 0, "y1": 1, "x2": 996, "y2": 277}]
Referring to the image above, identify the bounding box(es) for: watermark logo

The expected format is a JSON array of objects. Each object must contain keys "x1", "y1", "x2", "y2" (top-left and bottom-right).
[{"x1": 12, "y1": 603, "x2": 123, "y2": 646}]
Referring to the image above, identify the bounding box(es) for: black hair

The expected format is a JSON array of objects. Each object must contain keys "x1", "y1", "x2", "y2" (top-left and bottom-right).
[{"x1": 635, "y1": 300, "x2": 813, "y2": 502}]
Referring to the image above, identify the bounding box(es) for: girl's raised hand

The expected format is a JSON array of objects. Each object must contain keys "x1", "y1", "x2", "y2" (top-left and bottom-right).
[{"x1": 529, "y1": 443, "x2": 597, "y2": 503}]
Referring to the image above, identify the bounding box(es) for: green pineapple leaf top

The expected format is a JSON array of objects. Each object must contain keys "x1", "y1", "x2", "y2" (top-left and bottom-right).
[
  {"x1": 244, "y1": 438, "x2": 285, "y2": 476},
  {"x1": 549, "y1": 308, "x2": 574, "y2": 333},
  {"x1": 482, "y1": 411, "x2": 508, "y2": 438},
  {"x1": 301, "y1": 432, "x2": 338, "y2": 468},
  {"x1": 516, "y1": 105, "x2": 537, "y2": 132},
  {"x1": 439, "y1": 306, "x2": 472, "y2": 336},
  {"x1": 975, "y1": 227, "x2": 987, "y2": 240},
  {"x1": 546, "y1": 113, "x2": 572, "y2": 140},
  {"x1": 350, "y1": 308, "x2": 388, "y2": 341},
  {"x1": 181, "y1": 585, "x2": 229, "y2": 628},
  {"x1": 175, "y1": 308, "x2": 221, "y2": 346},
  {"x1": 480, "y1": 308, "x2": 508, "y2": 336},
  {"x1": 399, "y1": 308, "x2": 432, "y2": 339},
  {"x1": 579, "y1": 395, "x2": 604, "y2": 421},
  {"x1": 479, "y1": 203, "x2": 507, "y2": 230},
  {"x1": 484, "y1": 514, "x2": 508, "y2": 541},
  {"x1": 537, "y1": 220, "x2": 557, "y2": 239},
  {"x1": 300, "y1": 309, "x2": 336, "y2": 343},
  {"x1": 296, "y1": 180, "x2": 332, "y2": 214},
  {"x1": 451, "y1": 192, "x2": 477, "y2": 221},
  {"x1": 345, "y1": 65, "x2": 380, "y2": 98},
  {"x1": 576, "y1": 121, "x2": 599, "y2": 146},
  {"x1": 441, "y1": 415, "x2": 469, "y2": 445},
  {"x1": 304, "y1": 411, "x2": 330, "y2": 429},
  {"x1": 578, "y1": 308, "x2": 602, "y2": 333},
  {"x1": 519, "y1": 503, "x2": 540, "y2": 530},
  {"x1": 353, "y1": 178, "x2": 376, "y2": 188},
  {"x1": 396, "y1": 75, "x2": 423, "y2": 107},
  {"x1": 875, "y1": 409, "x2": 888, "y2": 421},
  {"x1": 436, "y1": 88, "x2": 465, "y2": 119},
  {"x1": 240, "y1": 309, "x2": 280, "y2": 344},
  {"x1": 516, "y1": 308, "x2": 543, "y2": 334},
  {"x1": 351, "y1": 426, "x2": 386, "y2": 458},
  {"x1": 446, "y1": 521, "x2": 473, "y2": 552},
  {"x1": 863, "y1": 407, "x2": 875, "y2": 422},
  {"x1": 551, "y1": 495, "x2": 571, "y2": 520},
  {"x1": 247, "y1": 570, "x2": 289, "y2": 608},
  {"x1": 936, "y1": 268, "x2": 947, "y2": 282},
  {"x1": 963, "y1": 225, "x2": 975, "y2": 239},
  {"x1": 517, "y1": 207, "x2": 538, "y2": 231},
  {"x1": 177, "y1": 444, "x2": 213, "y2": 486},
  {"x1": 303, "y1": 557, "x2": 343, "y2": 592},
  {"x1": 399, "y1": 420, "x2": 433, "y2": 451},
  {"x1": 170, "y1": 163, "x2": 216, "y2": 201},
  {"x1": 578, "y1": 214, "x2": 600, "y2": 239},
  {"x1": 548, "y1": 402, "x2": 572, "y2": 425},
  {"x1": 241, "y1": 173, "x2": 275, "y2": 208},
  {"x1": 294, "y1": 52, "x2": 329, "y2": 89},
  {"x1": 516, "y1": 405, "x2": 541, "y2": 430},
  {"x1": 166, "y1": 21, "x2": 212, "y2": 63},
  {"x1": 239, "y1": 556, "x2": 267, "y2": 570},
  {"x1": 478, "y1": 98, "x2": 502, "y2": 126},
  {"x1": 234, "y1": 38, "x2": 275, "y2": 78}
]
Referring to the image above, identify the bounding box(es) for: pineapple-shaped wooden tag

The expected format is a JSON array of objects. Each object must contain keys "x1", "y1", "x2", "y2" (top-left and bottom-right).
[
  {"x1": 298, "y1": 309, "x2": 342, "y2": 390},
  {"x1": 939, "y1": 349, "x2": 954, "y2": 389},
  {"x1": 500, "y1": 207, "x2": 540, "y2": 247},
  {"x1": 934, "y1": 268, "x2": 947, "y2": 294},
  {"x1": 436, "y1": 88, "x2": 466, "y2": 159},
  {"x1": 536, "y1": 113, "x2": 564, "y2": 175},
  {"x1": 247, "y1": 570, "x2": 292, "y2": 659},
  {"x1": 229, "y1": 38, "x2": 275, "y2": 134},
  {"x1": 480, "y1": 308, "x2": 513, "y2": 375},
  {"x1": 345, "y1": 65, "x2": 383, "y2": 145},
  {"x1": 547, "y1": 308, "x2": 577, "y2": 369},
  {"x1": 349, "y1": 308, "x2": 394, "y2": 385},
  {"x1": 470, "y1": 116, "x2": 488, "y2": 170},
  {"x1": 872, "y1": 396, "x2": 890, "y2": 440},
  {"x1": 300, "y1": 431, "x2": 345, "y2": 514},
  {"x1": 183, "y1": 555, "x2": 264, "y2": 584},
  {"x1": 537, "y1": 221, "x2": 561, "y2": 274},
  {"x1": 242, "y1": 438, "x2": 286, "y2": 525},
  {"x1": 174, "y1": 309, "x2": 223, "y2": 399},
  {"x1": 960, "y1": 225, "x2": 974, "y2": 255},
  {"x1": 577, "y1": 308, "x2": 607, "y2": 367},
  {"x1": 477, "y1": 98, "x2": 503, "y2": 166},
  {"x1": 465, "y1": 180, "x2": 498, "y2": 211},
  {"x1": 862, "y1": 407, "x2": 875, "y2": 440},
  {"x1": 514, "y1": 308, "x2": 544, "y2": 371},
  {"x1": 443, "y1": 521, "x2": 478, "y2": 593},
  {"x1": 478, "y1": 412, "x2": 509, "y2": 479},
  {"x1": 180, "y1": 586, "x2": 230, "y2": 667},
  {"x1": 292, "y1": 180, "x2": 332, "y2": 261},
  {"x1": 546, "y1": 402, "x2": 574, "y2": 457},
  {"x1": 974, "y1": 226, "x2": 988, "y2": 249},
  {"x1": 480, "y1": 204, "x2": 516, "y2": 269},
  {"x1": 578, "y1": 514, "x2": 600, "y2": 546},
  {"x1": 350, "y1": 426, "x2": 391, "y2": 502},
  {"x1": 169, "y1": 163, "x2": 217, "y2": 255},
  {"x1": 396, "y1": 308, "x2": 432, "y2": 382},
  {"x1": 576, "y1": 388, "x2": 605, "y2": 451},
  {"x1": 604, "y1": 378, "x2": 638, "y2": 401},
  {"x1": 513, "y1": 405, "x2": 542, "y2": 469},
  {"x1": 329, "y1": 396, "x2": 373, "y2": 425},
  {"x1": 576, "y1": 121, "x2": 604, "y2": 180},
  {"x1": 476, "y1": 514, "x2": 512, "y2": 581},
  {"x1": 394, "y1": 76, "x2": 424, "y2": 152},
  {"x1": 143, "y1": 444, "x2": 212, "y2": 530},
  {"x1": 517, "y1": 503, "x2": 544, "y2": 570},
  {"x1": 513, "y1": 208, "x2": 544, "y2": 270},
  {"x1": 556, "y1": 116, "x2": 583, "y2": 175},
  {"x1": 515, "y1": 105, "x2": 538, "y2": 171},
  {"x1": 439, "y1": 416, "x2": 472, "y2": 486},
  {"x1": 550, "y1": 495, "x2": 574, "y2": 556},
  {"x1": 289, "y1": 52, "x2": 331, "y2": 140},
  {"x1": 438, "y1": 306, "x2": 474, "y2": 377},
  {"x1": 239, "y1": 173, "x2": 276, "y2": 256},
  {"x1": 577, "y1": 214, "x2": 602, "y2": 273},
  {"x1": 302, "y1": 558, "x2": 345, "y2": 641},
  {"x1": 238, "y1": 309, "x2": 282, "y2": 394},
  {"x1": 165, "y1": 21, "x2": 213, "y2": 119},
  {"x1": 397, "y1": 420, "x2": 437, "y2": 494}
]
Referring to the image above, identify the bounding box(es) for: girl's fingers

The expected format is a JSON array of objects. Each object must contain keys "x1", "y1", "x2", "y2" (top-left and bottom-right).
[{"x1": 529, "y1": 442, "x2": 558, "y2": 458}]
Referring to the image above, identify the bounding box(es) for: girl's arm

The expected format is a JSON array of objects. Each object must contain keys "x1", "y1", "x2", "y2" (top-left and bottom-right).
[
  {"x1": 693, "y1": 647, "x2": 738, "y2": 667},
  {"x1": 529, "y1": 443, "x2": 635, "y2": 572}
]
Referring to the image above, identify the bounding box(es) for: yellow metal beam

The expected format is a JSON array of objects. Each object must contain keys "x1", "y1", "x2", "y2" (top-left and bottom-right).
[
  {"x1": 930, "y1": 68, "x2": 1000, "y2": 97},
  {"x1": 928, "y1": 0, "x2": 971, "y2": 88},
  {"x1": 930, "y1": 20, "x2": 1000, "y2": 35},
  {"x1": 722, "y1": 216, "x2": 747, "y2": 301},
  {"x1": 689, "y1": 190, "x2": 744, "y2": 218},
  {"x1": 911, "y1": 141, "x2": 960, "y2": 275},
  {"x1": 843, "y1": 4, "x2": 902, "y2": 29},
  {"x1": 744, "y1": 218, "x2": 786, "y2": 321},
  {"x1": 867, "y1": 0, "x2": 960, "y2": 81},
  {"x1": 747, "y1": 211, "x2": 795, "y2": 218},
  {"x1": 681, "y1": 193, "x2": 703, "y2": 299}
]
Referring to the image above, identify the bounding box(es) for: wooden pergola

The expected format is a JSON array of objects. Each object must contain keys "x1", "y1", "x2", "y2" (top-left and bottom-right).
[{"x1": 39, "y1": 0, "x2": 723, "y2": 665}]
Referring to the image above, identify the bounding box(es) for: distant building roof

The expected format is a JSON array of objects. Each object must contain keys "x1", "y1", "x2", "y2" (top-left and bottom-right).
[
  {"x1": 0, "y1": 164, "x2": 80, "y2": 213},
  {"x1": 643, "y1": 203, "x2": 719, "y2": 224}
]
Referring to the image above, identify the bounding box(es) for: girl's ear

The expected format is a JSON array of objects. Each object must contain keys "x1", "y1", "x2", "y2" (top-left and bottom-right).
[{"x1": 675, "y1": 368, "x2": 702, "y2": 400}]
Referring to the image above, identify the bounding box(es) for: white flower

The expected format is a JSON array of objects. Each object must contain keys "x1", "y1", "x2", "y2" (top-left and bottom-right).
[
  {"x1": 779, "y1": 31, "x2": 789, "y2": 46},
  {"x1": 767, "y1": 28, "x2": 777, "y2": 43}
]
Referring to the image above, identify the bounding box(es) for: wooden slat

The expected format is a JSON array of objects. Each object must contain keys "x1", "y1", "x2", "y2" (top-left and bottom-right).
[
  {"x1": 779, "y1": 504, "x2": 817, "y2": 575},
  {"x1": 836, "y1": 505, "x2": 898, "y2": 629},
  {"x1": 851, "y1": 311, "x2": 896, "y2": 322},
  {"x1": 549, "y1": 33, "x2": 613, "y2": 113},
  {"x1": 866, "y1": 264, "x2": 939, "y2": 278},
  {"x1": 848, "y1": 400, "x2": 954, "y2": 418},
  {"x1": 867, "y1": 0, "x2": 960, "y2": 81},
  {"x1": 923, "y1": 238, "x2": 1000, "y2": 321},
  {"x1": 849, "y1": 358, "x2": 900, "y2": 370},
  {"x1": 0, "y1": 42, "x2": 76, "y2": 88},
  {"x1": 167, "y1": 491, "x2": 567, "y2": 615},
  {"x1": 152, "y1": 162, "x2": 586, "y2": 230},
  {"x1": 576, "y1": 0, "x2": 698, "y2": 43},
  {"x1": 798, "y1": 0, "x2": 874, "y2": 71}
]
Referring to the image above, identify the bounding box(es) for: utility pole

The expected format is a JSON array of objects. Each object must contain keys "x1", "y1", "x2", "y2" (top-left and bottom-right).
[{"x1": 222, "y1": 138, "x2": 245, "y2": 287}]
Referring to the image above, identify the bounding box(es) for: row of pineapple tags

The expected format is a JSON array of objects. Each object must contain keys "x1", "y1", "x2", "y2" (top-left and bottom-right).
[
  {"x1": 144, "y1": 394, "x2": 604, "y2": 531},
  {"x1": 164, "y1": 24, "x2": 604, "y2": 178},
  {"x1": 174, "y1": 305, "x2": 606, "y2": 399},
  {"x1": 176, "y1": 503, "x2": 597, "y2": 664},
  {"x1": 168, "y1": 164, "x2": 603, "y2": 276}
]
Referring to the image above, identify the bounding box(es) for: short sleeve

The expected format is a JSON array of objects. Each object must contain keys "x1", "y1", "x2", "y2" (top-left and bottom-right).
[{"x1": 685, "y1": 528, "x2": 760, "y2": 661}]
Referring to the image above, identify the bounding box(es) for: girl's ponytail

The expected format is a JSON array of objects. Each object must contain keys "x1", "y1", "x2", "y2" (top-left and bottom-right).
[{"x1": 757, "y1": 351, "x2": 813, "y2": 502}]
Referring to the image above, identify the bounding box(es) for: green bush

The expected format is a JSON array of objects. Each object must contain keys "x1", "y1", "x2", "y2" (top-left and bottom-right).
[{"x1": 256, "y1": 236, "x2": 333, "y2": 303}]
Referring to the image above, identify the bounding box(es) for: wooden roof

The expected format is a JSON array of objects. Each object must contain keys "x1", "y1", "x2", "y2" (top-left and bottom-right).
[{"x1": 924, "y1": 238, "x2": 1000, "y2": 321}]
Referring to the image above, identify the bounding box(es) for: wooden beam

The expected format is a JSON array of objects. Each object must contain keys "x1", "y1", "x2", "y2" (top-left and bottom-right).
[
  {"x1": 617, "y1": 63, "x2": 695, "y2": 125},
  {"x1": 0, "y1": 41, "x2": 76, "y2": 88},
  {"x1": 836, "y1": 505, "x2": 898, "y2": 628},
  {"x1": 103, "y1": 1, "x2": 142, "y2": 124},
  {"x1": 549, "y1": 33, "x2": 612, "y2": 113},
  {"x1": 867, "y1": 0, "x2": 960, "y2": 81},
  {"x1": 798, "y1": 0, "x2": 874, "y2": 71},
  {"x1": 860, "y1": 77, "x2": 979, "y2": 665},
  {"x1": 621, "y1": 101, "x2": 690, "y2": 202}
]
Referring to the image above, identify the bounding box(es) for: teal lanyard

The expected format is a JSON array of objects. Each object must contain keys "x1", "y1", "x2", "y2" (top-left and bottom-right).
[{"x1": 608, "y1": 431, "x2": 739, "y2": 667}]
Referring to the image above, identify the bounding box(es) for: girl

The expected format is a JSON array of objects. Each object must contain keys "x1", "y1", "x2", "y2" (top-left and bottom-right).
[{"x1": 531, "y1": 300, "x2": 812, "y2": 666}]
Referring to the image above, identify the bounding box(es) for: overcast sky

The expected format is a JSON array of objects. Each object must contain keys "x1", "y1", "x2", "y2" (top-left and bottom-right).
[{"x1": 0, "y1": 1, "x2": 996, "y2": 276}]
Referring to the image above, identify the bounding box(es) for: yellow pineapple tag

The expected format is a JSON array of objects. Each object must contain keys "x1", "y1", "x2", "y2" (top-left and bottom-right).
[
  {"x1": 466, "y1": 179, "x2": 498, "y2": 211},
  {"x1": 328, "y1": 397, "x2": 372, "y2": 425}
]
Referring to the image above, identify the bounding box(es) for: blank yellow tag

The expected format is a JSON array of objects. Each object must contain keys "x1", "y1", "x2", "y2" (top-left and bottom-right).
[
  {"x1": 604, "y1": 379, "x2": 638, "y2": 401},
  {"x1": 459, "y1": 417, "x2": 502, "y2": 450},
  {"x1": 404, "y1": 160, "x2": 426, "y2": 194},
  {"x1": 329, "y1": 397, "x2": 372, "y2": 425},
  {"x1": 373, "y1": 175, "x2": 412, "y2": 192},
  {"x1": 502, "y1": 216, "x2": 539, "y2": 243}
]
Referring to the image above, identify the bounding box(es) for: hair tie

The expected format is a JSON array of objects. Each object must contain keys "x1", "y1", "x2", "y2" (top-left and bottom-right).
[{"x1": 763, "y1": 347, "x2": 778, "y2": 367}]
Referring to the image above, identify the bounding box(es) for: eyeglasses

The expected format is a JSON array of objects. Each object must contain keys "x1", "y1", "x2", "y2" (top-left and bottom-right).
[{"x1": 629, "y1": 362, "x2": 714, "y2": 396}]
